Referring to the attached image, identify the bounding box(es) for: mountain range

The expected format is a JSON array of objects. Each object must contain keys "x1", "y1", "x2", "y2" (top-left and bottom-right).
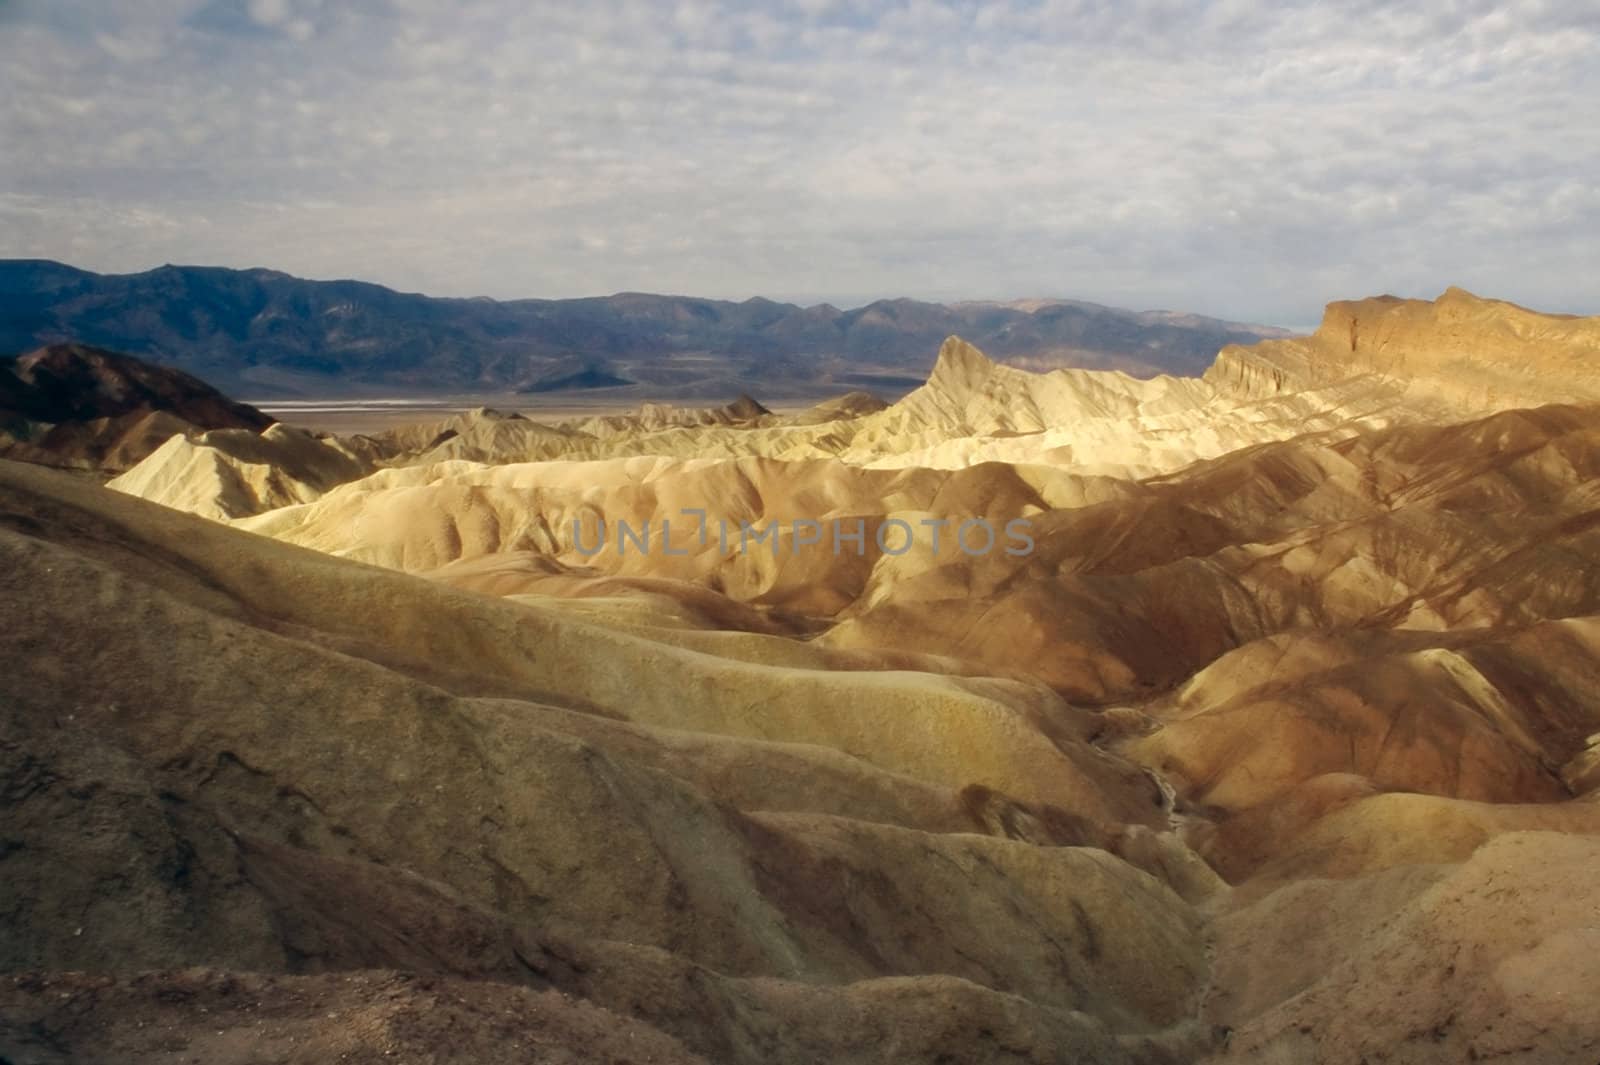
[{"x1": 0, "y1": 259, "x2": 1290, "y2": 398}]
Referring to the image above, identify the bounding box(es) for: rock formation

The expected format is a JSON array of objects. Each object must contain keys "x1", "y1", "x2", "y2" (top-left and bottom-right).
[{"x1": 6, "y1": 286, "x2": 1600, "y2": 1063}]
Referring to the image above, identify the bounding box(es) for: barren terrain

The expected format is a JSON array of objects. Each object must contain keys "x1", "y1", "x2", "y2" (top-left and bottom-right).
[{"x1": 5, "y1": 287, "x2": 1600, "y2": 1063}]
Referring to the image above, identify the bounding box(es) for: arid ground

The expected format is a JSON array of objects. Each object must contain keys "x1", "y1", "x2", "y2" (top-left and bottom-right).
[{"x1": 5, "y1": 287, "x2": 1600, "y2": 1063}]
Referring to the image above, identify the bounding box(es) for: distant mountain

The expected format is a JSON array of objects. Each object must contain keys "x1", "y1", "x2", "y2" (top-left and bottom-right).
[{"x1": 0, "y1": 260, "x2": 1292, "y2": 397}]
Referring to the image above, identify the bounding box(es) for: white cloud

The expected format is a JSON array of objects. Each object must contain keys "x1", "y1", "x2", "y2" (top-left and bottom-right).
[
  {"x1": 246, "y1": 0, "x2": 290, "y2": 27},
  {"x1": 0, "y1": 0, "x2": 1596, "y2": 324}
]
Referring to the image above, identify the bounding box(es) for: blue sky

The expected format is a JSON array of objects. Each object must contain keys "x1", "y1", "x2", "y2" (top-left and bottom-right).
[{"x1": 2, "y1": 0, "x2": 1596, "y2": 325}]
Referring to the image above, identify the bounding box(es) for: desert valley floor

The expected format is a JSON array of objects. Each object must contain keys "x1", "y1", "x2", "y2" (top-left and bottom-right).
[{"x1": 5, "y1": 287, "x2": 1600, "y2": 1063}]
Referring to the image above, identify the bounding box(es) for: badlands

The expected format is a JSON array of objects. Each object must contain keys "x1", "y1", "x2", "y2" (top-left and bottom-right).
[{"x1": 5, "y1": 287, "x2": 1600, "y2": 1063}]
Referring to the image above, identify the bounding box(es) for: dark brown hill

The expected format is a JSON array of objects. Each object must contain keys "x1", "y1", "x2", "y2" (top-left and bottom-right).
[{"x1": 0, "y1": 343, "x2": 272, "y2": 472}]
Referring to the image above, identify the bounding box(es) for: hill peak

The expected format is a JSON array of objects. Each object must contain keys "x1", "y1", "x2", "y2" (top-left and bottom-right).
[{"x1": 928, "y1": 336, "x2": 997, "y2": 390}]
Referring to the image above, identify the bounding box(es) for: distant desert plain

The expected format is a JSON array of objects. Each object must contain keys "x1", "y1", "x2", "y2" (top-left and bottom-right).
[{"x1": 5, "y1": 281, "x2": 1600, "y2": 1064}]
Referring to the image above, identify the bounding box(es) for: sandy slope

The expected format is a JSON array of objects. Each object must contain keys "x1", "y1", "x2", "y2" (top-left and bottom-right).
[{"x1": 1, "y1": 458, "x2": 1216, "y2": 1063}]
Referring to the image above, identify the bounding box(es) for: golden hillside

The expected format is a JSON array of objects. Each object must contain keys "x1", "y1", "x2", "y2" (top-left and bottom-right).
[{"x1": 7, "y1": 288, "x2": 1600, "y2": 1063}]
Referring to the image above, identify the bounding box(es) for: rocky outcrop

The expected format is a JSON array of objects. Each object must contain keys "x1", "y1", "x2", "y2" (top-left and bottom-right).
[{"x1": 1207, "y1": 287, "x2": 1600, "y2": 415}]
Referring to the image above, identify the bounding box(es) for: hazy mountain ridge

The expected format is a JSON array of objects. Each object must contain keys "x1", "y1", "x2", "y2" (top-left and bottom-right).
[{"x1": 0, "y1": 259, "x2": 1290, "y2": 396}]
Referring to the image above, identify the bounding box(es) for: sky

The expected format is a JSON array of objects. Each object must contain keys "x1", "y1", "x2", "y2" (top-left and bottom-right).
[{"x1": 1, "y1": 0, "x2": 1597, "y2": 326}]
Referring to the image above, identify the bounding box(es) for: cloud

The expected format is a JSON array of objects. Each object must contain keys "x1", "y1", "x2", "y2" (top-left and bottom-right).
[{"x1": 0, "y1": 0, "x2": 1596, "y2": 324}]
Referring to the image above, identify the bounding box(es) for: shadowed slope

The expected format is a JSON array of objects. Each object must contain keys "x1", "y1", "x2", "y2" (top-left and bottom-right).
[{"x1": 0, "y1": 457, "x2": 1213, "y2": 1064}]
